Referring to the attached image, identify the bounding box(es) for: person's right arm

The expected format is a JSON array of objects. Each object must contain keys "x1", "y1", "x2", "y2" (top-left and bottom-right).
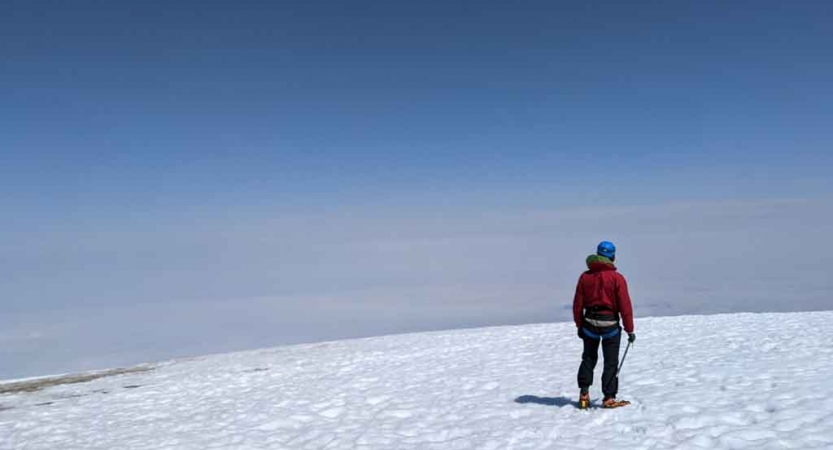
[{"x1": 616, "y1": 274, "x2": 635, "y2": 339}]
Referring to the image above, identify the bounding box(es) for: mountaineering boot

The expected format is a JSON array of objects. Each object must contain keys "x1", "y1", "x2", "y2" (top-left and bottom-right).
[
  {"x1": 578, "y1": 389, "x2": 590, "y2": 410},
  {"x1": 601, "y1": 397, "x2": 630, "y2": 409}
]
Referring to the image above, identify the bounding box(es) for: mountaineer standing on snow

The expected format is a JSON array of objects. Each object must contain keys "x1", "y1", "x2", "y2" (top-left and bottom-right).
[{"x1": 573, "y1": 241, "x2": 635, "y2": 409}]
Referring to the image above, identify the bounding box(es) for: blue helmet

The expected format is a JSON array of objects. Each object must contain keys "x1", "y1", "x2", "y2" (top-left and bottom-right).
[{"x1": 597, "y1": 241, "x2": 616, "y2": 259}]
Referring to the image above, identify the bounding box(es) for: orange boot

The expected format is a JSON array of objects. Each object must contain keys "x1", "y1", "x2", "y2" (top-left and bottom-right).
[
  {"x1": 601, "y1": 397, "x2": 630, "y2": 409},
  {"x1": 578, "y1": 390, "x2": 590, "y2": 409}
]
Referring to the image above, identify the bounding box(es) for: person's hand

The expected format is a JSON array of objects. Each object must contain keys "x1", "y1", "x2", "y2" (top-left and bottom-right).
[
  {"x1": 577, "y1": 327, "x2": 583, "y2": 339},
  {"x1": 628, "y1": 333, "x2": 636, "y2": 343}
]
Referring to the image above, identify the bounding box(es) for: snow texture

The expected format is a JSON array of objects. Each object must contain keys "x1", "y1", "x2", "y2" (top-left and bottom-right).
[{"x1": 2, "y1": 311, "x2": 832, "y2": 449}]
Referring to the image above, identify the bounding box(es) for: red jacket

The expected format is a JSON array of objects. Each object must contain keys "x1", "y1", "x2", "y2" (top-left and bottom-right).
[{"x1": 573, "y1": 256, "x2": 635, "y2": 333}]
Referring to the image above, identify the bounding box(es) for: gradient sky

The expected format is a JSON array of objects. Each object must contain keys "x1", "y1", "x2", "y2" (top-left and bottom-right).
[{"x1": 1, "y1": 0, "x2": 832, "y2": 379}]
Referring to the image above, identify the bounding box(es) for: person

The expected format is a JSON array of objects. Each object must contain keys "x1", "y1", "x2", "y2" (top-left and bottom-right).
[{"x1": 573, "y1": 241, "x2": 635, "y2": 409}]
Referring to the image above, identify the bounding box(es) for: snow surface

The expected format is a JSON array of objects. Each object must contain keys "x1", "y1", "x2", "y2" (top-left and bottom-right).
[{"x1": 2, "y1": 311, "x2": 833, "y2": 449}]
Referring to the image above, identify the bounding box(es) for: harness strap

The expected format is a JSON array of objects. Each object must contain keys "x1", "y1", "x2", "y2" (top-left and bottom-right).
[{"x1": 581, "y1": 327, "x2": 621, "y2": 340}]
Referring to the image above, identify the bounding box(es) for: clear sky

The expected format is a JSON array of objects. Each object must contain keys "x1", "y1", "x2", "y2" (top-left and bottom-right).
[{"x1": 1, "y1": 0, "x2": 831, "y2": 379}]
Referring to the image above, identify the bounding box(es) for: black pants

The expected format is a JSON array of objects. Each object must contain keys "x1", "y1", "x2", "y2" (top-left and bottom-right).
[{"x1": 577, "y1": 330, "x2": 621, "y2": 399}]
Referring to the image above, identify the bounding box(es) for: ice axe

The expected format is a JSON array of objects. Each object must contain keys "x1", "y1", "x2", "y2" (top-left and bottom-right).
[
  {"x1": 617, "y1": 340, "x2": 632, "y2": 376},
  {"x1": 603, "y1": 340, "x2": 632, "y2": 395}
]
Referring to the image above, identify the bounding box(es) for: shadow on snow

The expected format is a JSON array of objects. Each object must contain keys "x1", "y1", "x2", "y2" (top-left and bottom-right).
[{"x1": 514, "y1": 395, "x2": 577, "y2": 408}]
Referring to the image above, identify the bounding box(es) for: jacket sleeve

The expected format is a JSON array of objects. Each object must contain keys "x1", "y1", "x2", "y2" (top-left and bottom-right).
[
  {"x1": 572, "y1": 276, "x2": 584, "y2": 328},
  {"x1": 616, "y1": 273, "x2": 635, "y2": 333}
]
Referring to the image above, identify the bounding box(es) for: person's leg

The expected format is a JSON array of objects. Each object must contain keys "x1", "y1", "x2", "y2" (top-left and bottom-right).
[
  {"x1": 577, "y1": 333, "x2": 600, "y2": 391},
  {"x1": 600, "y1": 331, "x2": 622, "y2": 399}
]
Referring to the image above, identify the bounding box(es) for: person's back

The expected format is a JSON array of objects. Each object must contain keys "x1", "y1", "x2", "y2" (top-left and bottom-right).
[
  {"x1": 573, "y1": 254, "x2": 634, "y2": 335},
  {"x1": 572, "y1": 241, "x2": 635, "y2": 409}
]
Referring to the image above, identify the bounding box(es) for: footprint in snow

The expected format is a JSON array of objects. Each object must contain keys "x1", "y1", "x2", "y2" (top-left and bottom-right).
[
  {"x1": 256, "y1": 418, "x2": 296, "y2": 431},
  {"x1": 383, "y1": 410, "x2": 413, "y2": 419},
  {"x1": 319, "y1": 407, "x2": 345, "y2": 419},
  {"x1": 366, "y1": 396, "x2": 390, "y2": 406}
]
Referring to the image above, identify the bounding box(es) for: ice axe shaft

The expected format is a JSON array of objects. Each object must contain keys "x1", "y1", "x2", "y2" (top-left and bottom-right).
[
  {"x1": 603, "y1": 340, "x2": 632, "y2": 395},
  {"x1": 617, "y1": 341, "x2": 632, "y2": 376}
]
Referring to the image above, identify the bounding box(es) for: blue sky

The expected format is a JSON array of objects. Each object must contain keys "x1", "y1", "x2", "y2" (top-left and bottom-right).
[{"x1": 1, "y1": 0, "x2": 832, "y2": 379}]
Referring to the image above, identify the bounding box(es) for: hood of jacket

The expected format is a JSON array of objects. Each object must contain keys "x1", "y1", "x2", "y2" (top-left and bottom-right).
[{"x1": 585, "y1": 254, "x2": 617, "y2": 273}]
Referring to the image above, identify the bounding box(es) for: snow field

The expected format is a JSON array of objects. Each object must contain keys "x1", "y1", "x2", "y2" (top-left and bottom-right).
[{"x1": 1, "y1": 311, "x2": 832, "y2": 449}]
